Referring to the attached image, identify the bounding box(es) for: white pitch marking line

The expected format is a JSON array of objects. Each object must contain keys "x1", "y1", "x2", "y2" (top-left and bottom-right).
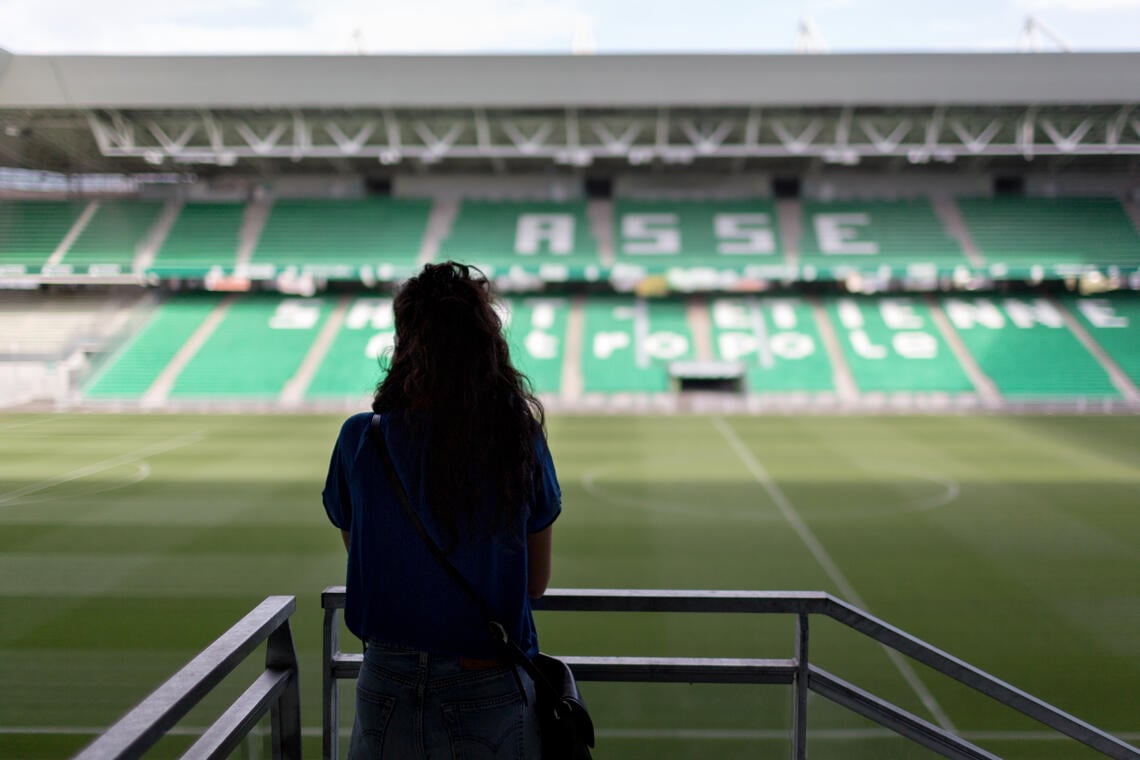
[
  {"x1": 712, "y1": 416, "x2": 958, "y2": 734},
  {"x1": 0, "y1": 431, "x2": 206, "y2": 507},
  {"x1": 0, "y1": 416, "x2": 65, "y2": 433}
]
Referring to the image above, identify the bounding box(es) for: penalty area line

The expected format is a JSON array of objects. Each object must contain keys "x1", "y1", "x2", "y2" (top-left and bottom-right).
[
  {"x1": 712, "y1": 416, "x2": 958, "y2": 734},
  {"x1": 0, "y1": 431, "x2": 206, "y2": 508}
]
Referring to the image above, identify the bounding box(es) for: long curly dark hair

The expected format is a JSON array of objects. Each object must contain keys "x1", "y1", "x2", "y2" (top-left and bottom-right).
[{"x1": 372, "y1": 261, "x2": 545, "y2": 546}]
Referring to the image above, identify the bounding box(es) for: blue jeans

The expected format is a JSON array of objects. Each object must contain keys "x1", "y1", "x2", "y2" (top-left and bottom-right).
[{"x1": 348, "y1": 641, "x2": 540, "y2": 759}]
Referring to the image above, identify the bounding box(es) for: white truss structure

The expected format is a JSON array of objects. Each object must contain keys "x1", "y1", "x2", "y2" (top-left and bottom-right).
[{"x1": 75, "y1": 105, "x2": 1140, "y2": 168}]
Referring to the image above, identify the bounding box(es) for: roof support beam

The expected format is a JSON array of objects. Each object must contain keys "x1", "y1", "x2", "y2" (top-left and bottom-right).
[
  {"x1": 1040, "y1": 118, "x2": 1094, "y2": 152},
  {"x1": 324, "y1": 121, "x2": 376, "y2": 155},
  {"x1": 770, "y1": 119, "x2": 823, "y2": 154},
  {"x1": 950, "y1": 118, "x2": 1002, "y2": 154}
]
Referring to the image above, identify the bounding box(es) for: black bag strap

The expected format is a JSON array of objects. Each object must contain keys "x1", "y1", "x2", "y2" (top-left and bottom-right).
[{"x1": 368, "y1": 414, "x2": 553, "y2": 690}]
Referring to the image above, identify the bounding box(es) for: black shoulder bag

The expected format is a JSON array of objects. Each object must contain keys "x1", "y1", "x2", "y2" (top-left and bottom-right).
[{"x1": 369, "y1": 415, "x2": 594, "y2": 760}]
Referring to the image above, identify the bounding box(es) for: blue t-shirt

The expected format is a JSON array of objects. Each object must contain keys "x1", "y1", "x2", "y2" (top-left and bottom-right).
[{"x1": 323, "y1": 411, "x2": 561, "y2": 658}]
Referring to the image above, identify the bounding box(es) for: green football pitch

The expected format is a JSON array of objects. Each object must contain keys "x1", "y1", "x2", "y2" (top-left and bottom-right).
[{"x1": 0, "y1": 413, "x2": 1137, "y2": 760}]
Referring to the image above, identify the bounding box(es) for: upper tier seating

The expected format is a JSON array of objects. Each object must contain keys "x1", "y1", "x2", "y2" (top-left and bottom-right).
[
  {"x1": 799, "y1": 200, "x2": 970, "y2": 272},
  {"x1": 61, "y1": 200, "x2": 164, "y2": 269},
  {"x1": 438, "y1": 201, "x2": 599, "y2": 273},
  {"x1": 612, "y1": 200, "x2": 784, "y2": 271},
  {"x1": 251, "y1": 198, "x2": 431, "y2": 270},
  {"x1": 152, "y1": 202, "x2": 245, "y2": 272},
  {"x1": 956, "y1": 197, "x2": 1140, "y2": 271},
  {"x1": 0, "y1": 200, "x2": 87, "y2": 268}
]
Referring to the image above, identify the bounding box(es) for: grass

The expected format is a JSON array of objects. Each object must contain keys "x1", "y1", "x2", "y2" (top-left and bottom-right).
[{"x1": 0, "y1": 412, "x2": 1137, "y2": 759}]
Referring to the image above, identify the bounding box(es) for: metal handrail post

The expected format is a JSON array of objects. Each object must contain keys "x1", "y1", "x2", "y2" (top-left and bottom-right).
[
  {"x1": 792, "y1": 612, "x2": 809, "y2": 760},
  {"x1": 266, "y1": 620, "x2": 302, "y2": 760},
  {"x1": 323, "y1": 592, "x2": 341, "y2": 760}
]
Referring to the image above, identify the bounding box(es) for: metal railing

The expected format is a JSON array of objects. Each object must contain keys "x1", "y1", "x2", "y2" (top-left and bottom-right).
[
  {"x1": 322, "y1": 587, "x2": 1139, "y2": 760},
  {"x1": 76, "y1": 595, "x2": 301, "y2": 760}
]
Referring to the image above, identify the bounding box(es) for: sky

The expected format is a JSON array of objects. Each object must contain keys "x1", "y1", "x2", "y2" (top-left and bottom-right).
[{"x1": 1, "y1": 0, "x2": 1139, "y2": 55}]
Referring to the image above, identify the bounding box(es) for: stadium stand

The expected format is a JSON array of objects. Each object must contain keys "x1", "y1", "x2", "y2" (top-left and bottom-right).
[
  {"x1": 501, "y1": 297, "x2": 569, "y2": 394},
  {"x1": 944, "y1": 296, "x2": 1119, "y2": 398},
  {"x1": 84, "y1": 295, "x2": 220, "y2": 399},
  {"x1": 0, "y1": 199, "x2": 87, "y2": 269},
  {"x1": 707, "y1": 297, "x2": 834, "y2": 392},
  {"x1": 304, "y1": 297, "x2": 391, "y2": 399},
  {"x1": 580, "y1": 297, "x2": 693, "y2": 393},
  {"x1": 1064, "y1": 295, "x2": 1140, "y2": 389},
  {"x1": 611, "y1": 199, "x2": 784, "y2": 271},
  {"x1": 250, "y1": 198, "x2": 431, "y2": 272},
  {"x1": 61, "y1": 200, "x2": 164, "y2": 270},
  {"x1": 956, "y1": 197, "x2": 1140, "y2": 272},
  {"x1": 1, "y1": 291, "x2": 135, "y2": 357},
  {"x1": 438, "y1": 200, "x2": 600, "y2": 274},
  {"x1": 799, "y1": 199, "x2": 971, "y2": 273},
  {"x1": 825, "y1": 296, "x2": 976, "y2": 393},
  {"x1": 151, "y1": 202, "x2": 244, "y2": 273},
  {"x1": 169, "y1": 297, "x2": 330, "y2": 398}
]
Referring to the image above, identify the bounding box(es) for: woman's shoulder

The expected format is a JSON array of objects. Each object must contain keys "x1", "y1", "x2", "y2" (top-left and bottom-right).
[{"x1": 337, "y1": 411, "x2": 375, "y2": 443}]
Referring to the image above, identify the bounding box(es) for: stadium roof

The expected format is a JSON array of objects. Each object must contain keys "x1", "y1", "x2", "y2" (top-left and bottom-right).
[{"x1": 2, "y1": 51, "x2": 1140, "y2": 109}]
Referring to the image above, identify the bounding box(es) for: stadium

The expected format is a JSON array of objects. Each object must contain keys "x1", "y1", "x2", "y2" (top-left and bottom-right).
[{"x1": 1, "y1": 32, "x2": 1139, "y2": 760}]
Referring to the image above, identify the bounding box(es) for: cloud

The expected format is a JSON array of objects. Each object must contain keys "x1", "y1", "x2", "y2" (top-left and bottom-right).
[
  {"x1": 1014, "y1": 0, "x2": 1140, "y2": 11},
  {"x1": 0, "y1": 0, "x2": 584, "y2": 54}
]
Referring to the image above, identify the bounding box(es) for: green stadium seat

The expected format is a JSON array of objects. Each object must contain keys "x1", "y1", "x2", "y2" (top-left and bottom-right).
[
  {"x1": 84, "y1": 295, "x2": 221, "y2": 399},
  {"x1": 152, "y1": 202, "x2": 245, "y2": 273},
  {"x1": 799, "y1": 199, "x2": 969, "y2": 274},
  {"x1": 824, "y1": 296, "x2": 975, "y2": 393},
  {"x1": 956, "y1": 197, "x2": 1140, "y2": 273},
  {"x1": 170, "y1": 297, "x2": 331, "y2": 398},
  {"x1": 250, "y1": 198, "x2": 430, "y2": 273},
  {"x1": 944, "y1": 296, "x2": 1119, "y2": 398},
  {"x1": 707, "y1": 297, "x2": 834, "y2": 392},
  {"x1": 580, "y1": 297, "x2": 693, "y2": 393},
  {"x1": 438, "y1": 200, "x2": 600, "y2": 275},
  {"x1": 0, "y1": 200, "x2": 88, "y2": 270},
  {"x1": 62, "y1": 200, "x2": 164, "y2": 271},
  {"x1": 1065, "y1": 295, "x2": 1140, "y2": 389},
  {"x1": 502, "y1": 297, "x2": 569, "y2": 394},
  {"x1": 304, "y1": 297, "x2": 392, "y2": 400},
  {"x1": 612, "y1": 200, "x2": 784, "y2": 272}
]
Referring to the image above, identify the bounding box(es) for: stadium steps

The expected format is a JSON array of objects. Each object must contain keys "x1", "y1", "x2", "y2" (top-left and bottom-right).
[
  {"x1": 0, "y1": 199, "x2": 90, "y2": 270},
  {"x1": 59, "y1": 200, "x2": 165, "y2": 270},
  {"x1": 83, "y1": 295, "x2": 217, "y2": 400},
  {"x1": 944, "y1": 296, "x2": 1119, "y2": 399},
  {"x1": 810, "y1": 297, "x2": 858, "y2": 402},
  {"x1": 233, "y1": 197, "x2": 272, "y2": 270},
  {"x1": 417, "y1": 197, "x2": 460, "y2": 266},
  {"x1": 776, "y1": 199, "x2": 801, "y2": 270},
  {"x1": 151, "y1": 200, "x2": 245, "y2": 273},
  {"x1": 280, "y1": 294, "x2": 351, "y2": 405},
  {"x1": 1055, "y1": 298, "x2": 1140, "y2": 402},
  {"x1": 708, "y1": 296, "x2": 837, "y2": 395},
  {"x1": 956, "y1": 196, "x2": 1140, "y2": 272},
  {"x1": 587, "y1": 199, "x2": 615, "y2": 266},
  {"x1": 140, "y1": 295, "x2": 235, "y2": 407},
  {"x1": 45, "y1": 201, "x2": 100, "y2": 268},
  {"x1": 926, "y1": 296, "x2": 1000, "y2": 404},
  {"x1": 304, "y1": 296, "x2": 393, "y2": 399},
  {"x1": 824, "y1": 296, "x2": 977, "y2": 396},
  {"x1": 1066, "y1": 295, "x2": 1140, "y2": 392},
  {"x1": 687, "y1": 297, "x2": 713, "y2": 361},
  {"x1": 559, "y1": 296, "x2": 586, "y2": 400},
  {"x1": 1124, "y1": 200, "x2": 1140, "y2": 235},
  {"x1": 931, "y1": 196, "x2": 984, "y2": 267},
  {"x1": 133, "y1": 199, "x2": 184, "y2": 271}
]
